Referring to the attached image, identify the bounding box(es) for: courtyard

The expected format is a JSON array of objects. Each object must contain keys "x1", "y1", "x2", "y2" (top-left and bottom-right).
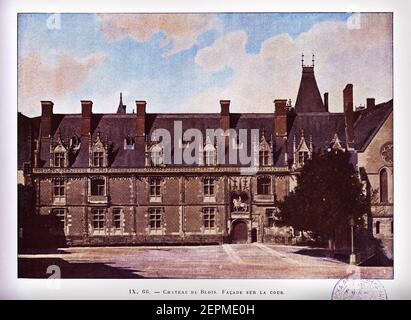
[{"x1": 18, "y1": 243, "x2": 393, "y2": 279}]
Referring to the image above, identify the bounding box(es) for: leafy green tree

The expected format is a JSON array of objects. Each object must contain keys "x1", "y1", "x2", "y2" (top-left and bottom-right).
[{"x1": 276, "y1": 150, "x2": 367, "y2": 250}]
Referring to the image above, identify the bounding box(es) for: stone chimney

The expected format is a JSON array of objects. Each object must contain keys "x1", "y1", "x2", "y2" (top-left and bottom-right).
[
  {"x1": 136, "y1": 100, "x2": 146, "y2": 138},
  {"x1": 220, "y1": 100, "x2": 230, "y2": 132},
  {"x1": 274, "y1": 99, "x2": 287, "y2": 137},
  {"x1": 40, "y1": 101, "x2": 54, "y2": 138},
  {"x1": 366, "y1": 98, "x2": 375, "y2": 110},
  {"x1": 324, "y1": 92, "x2": 329, "y2": 112},
  {"x1": 343, "y1": 84, "x2": 354, "y2": 147},
  {"x1": 81, "y1": 100, "x2": 93, "y2": 136}
]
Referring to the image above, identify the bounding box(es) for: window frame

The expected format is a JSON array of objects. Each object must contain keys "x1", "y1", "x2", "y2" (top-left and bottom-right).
[
  {"x1": 92, "y1": 208, "x2": 106, "y2": 231},
  {"x1": 93, "y1": 151, "x2": 104, "y2": 167},
  {"x1": 52, "y1": 208, "x2": 66, "y2": 229},
  {"x1": 54, "y1": 152, "x2": 66, "y2": 168},
  {"x1": 53, "y1": 178, "x2": 65, "y2": 197},
  {"x1": 148, "y1": 208, "x2": 162, "y2": 230},
  {"x1": 91, "y1": 178, "x2": 105, "y2": 196},
  {"x1": 266, "y1": 208, "x2": 275, "y2": 228},
  {"x1": 203, "y1": 207, "x2": 216, "y2": 230},
  {"x1": 203, "y1": 178, "x2": 215, "y2": 197},
  {"x1": 257, "y1": 176, "x2": 271, "y2": 195},
  {"x1": 112, "y1": 208, "x2": 123, "y2": 231},
  {"x1": 149, "y1": 178, "x2": 161, "y2": 197}
]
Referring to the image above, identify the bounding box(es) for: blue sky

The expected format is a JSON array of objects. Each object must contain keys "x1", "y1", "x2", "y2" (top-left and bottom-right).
[{"x1": 18, "y1": 13, "x2": 392, "y2": 116}]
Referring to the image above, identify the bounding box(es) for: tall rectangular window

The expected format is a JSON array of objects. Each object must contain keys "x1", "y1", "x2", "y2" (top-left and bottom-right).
[
  {"x1": 259, "y1": 151, "x2": 269, "y2": 166},
  {"x1": 257, "y1": 176, "x2": 271, "y2": 195},
  {"x1": 91, "y1": 178, "x2": 105, "y2": 196},
  {"x1": 203, "y1": 178, "x2": 215, "y2": 197},
  {"x1": 150, "y1": 178, "x2": 161, "y2": 197},
  {"x1": 53, "y1": 178, "x2": 65, "y2": 197},
  {"x1": 54, "y1": 152, "x2": 65, "y2": 167},
  {"x1": 203, "y1": 208, "x2": 216, "y2": 230},
  {"x1": 92, "y1": 208, "x2": 105, "y2": 230},
  {"x1": 113, "y1": 208, "x2": 122, "y2": 230},
  {"x1": 149, "y1": 208, "x2": 162, "y2": 230},
  {"x1": 93, "y1": 151, "x2": 104, "y2": 167}
]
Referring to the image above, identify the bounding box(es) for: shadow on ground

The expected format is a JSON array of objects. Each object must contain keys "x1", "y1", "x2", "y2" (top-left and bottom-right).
[
  {"x1": 18, "y1": 257, "x2": 151, "y2": 279},
  {"x1": 293, "y1": 248, "x2": 348, "y2": 263}
]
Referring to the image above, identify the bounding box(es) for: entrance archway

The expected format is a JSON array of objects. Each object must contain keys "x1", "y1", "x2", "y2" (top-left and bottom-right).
[{"x1": 230, "y1": 220, "x2": 248, "y2": 244}]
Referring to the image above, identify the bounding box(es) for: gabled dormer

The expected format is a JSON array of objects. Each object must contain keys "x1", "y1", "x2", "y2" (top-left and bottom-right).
[
  {"x1": 89, "y1": 129, "x2": 108, "y2": 167},
  {"x1": 293, "y1": 129, "x2": 312, "y2": 169},
  {"x1": 258, "y1": 129, "x2": 272, "y2": 166},
  {"x1": 50, "y1": 130, "x2": 68, "y2": 168},
  {"x1": 145, "y1": 132, "x2": 164, "y2": 166},
  {"x1": 328, "y1": 133, "x2": 345, "y2": 153},
  {"x1": 203, "y1": 135, "x2": 216, "y2": 166}
]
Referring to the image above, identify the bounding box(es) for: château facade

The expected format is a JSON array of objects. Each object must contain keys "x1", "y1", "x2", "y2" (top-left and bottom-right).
[{"x1": 18, "y1": 61, "x2": 393, "y2": 257}]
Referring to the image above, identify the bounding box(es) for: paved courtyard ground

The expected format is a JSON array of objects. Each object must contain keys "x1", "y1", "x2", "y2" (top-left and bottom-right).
[{"x1": 18, "y1": 243, "x2": 393, "y2": 279}]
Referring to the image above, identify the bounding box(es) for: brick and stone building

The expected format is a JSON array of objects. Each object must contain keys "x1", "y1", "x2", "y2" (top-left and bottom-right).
[{"x1": 18, "y1": 59, "x2": 393, "y2": 257}]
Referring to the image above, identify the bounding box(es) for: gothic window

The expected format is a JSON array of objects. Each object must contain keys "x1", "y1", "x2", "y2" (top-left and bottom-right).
[
  {"x1": 266, "y1": 209, "x2": 275, "y2": 227},
  {"x1": 375, "y1": 221, "x2": 381, "y2": 234},
  {"x1": 54, "y1": 152, "x2": 66, "y2": 168},
  {"x1": 149, "y1": 208, "x2": 162, "y2": 230},
  {"x1": 92, "y1": 208, "x2": 105, "y2": 230},
  {"x1": 259, "y1": 150, "x2": 270, "y2": 166},
  {"x1": 203, "y1": 208, "x2": 216, "y2": 230},
  {"x1": 112, "y1": 208, "x2": 122, "y2": 230},
  {"x1": 149, "y1": 178, "x2": 161, "y2": 197},
  {"x1": 52, "y1": 208, "x2": 66, "y2": 229},
  {"x1": 91, "y1": 178, "x2": 105, "y2": 196},
  {"x1": 203, "y1": 178, "x2": 215, "y2": 197},
  {"x1": 53, "y1": 178, "x2": 65, "y2": 197},
  {"x1": 380, "y1": 169, "x2": 388, "y2": 203},
  {"x1": 257, "y1": 176, "x2": 271, "y2": 195},
  {"x1": 93, "y1": 151, "x2": 104, "y2": 167}
]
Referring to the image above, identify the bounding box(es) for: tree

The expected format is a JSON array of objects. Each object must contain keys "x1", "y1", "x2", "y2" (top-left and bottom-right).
[{"x1": 276, "y1": 150, "x2": 367, "y2": 251}]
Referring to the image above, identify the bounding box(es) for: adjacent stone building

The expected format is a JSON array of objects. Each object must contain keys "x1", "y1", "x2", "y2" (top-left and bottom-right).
[{"x1": 18, "y1": 60, "x2": 393, "y2": 257}]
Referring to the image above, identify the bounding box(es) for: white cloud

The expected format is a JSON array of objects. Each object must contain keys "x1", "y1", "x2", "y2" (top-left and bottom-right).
[
  {"x1": 97, "y1": 13, "x2": 222, "y2": 56},
  {"x1": 181, "y1": 13, "x2": 392, "y2": 113},
  {"x1": 18, "y1": 51, "x2": 106, "y2": 116}
]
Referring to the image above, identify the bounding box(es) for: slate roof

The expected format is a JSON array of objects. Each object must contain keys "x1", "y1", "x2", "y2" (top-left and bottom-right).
[
  {"x1": 35, "y1": 112, "x2": 288, "y2": 168},
  {"x1": 353, "y1": 99, "x2": 393, "y2": 151},
  {"x1": 287, "y1": 112, "x2": 347, "y2": 157},
  {"x1": 294, "y1": 66, "x2": 327, "y2": 113}
]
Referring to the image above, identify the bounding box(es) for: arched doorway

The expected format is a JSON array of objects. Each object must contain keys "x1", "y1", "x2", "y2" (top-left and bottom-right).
[{"x1": 231, "y1": 220, "x2": 248, "y2": 244}]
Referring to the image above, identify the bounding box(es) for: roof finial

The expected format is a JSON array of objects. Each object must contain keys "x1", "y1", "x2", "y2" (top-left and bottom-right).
[
  {"x1": 312, "y1": 54, "x2": 315, "y2": 68},
  {"x1": 301, "y1": 53, "x2": 304, "y2": 68},
  {"x1": 120, "y1": 92, "x2": 123, "y2": 104}
]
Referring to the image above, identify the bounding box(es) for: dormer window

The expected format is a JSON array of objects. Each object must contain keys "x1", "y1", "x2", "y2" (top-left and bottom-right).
[
  {"x1": 50, "y1": 131, "x2": 68, "y2": 168},
  {"x1": 258, "y1": 130, "x2": 272, "y2": 166},
  {"x1": 259, "y1": 151, "x2": 269, "y2": 166},
  {"x1": 124, "y1": 135, "x2": 135, "y2": 150},
  {"x1": 204, "y1": 136, "x2": 216, "y2": 166},
  {"x1": 54, "y1": 152, "x2": 66, "y2": 167},
  {"x1": 150, "y1": 144, "x2": 163, "y2": 166},
  {"x1": 293, "y1": 130, "x2": 312, "y2": 169},
  {"x1": 93, "y1": 151, "x2": 104, "y2": 167},
  {"x1": 205, "y1": 149, "x2": 216, "y2": 166},
  {"x1": 298, "y1": 151, "x2": 309, "y2": 164},
  {"x1": 90, "y1": 130, "x2": 108, "y2": 167}
]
